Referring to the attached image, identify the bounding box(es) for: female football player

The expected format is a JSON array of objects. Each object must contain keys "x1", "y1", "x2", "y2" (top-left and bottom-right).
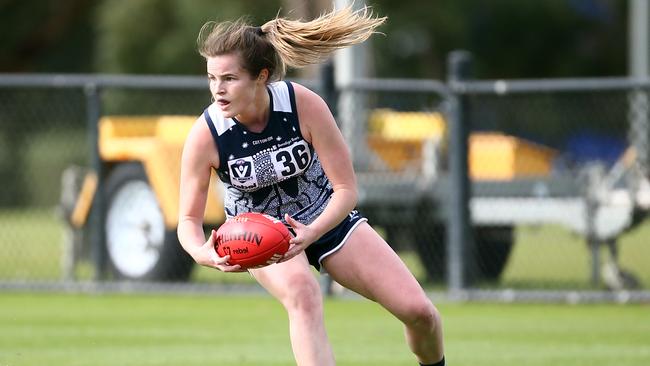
[{"x1": 177, "y1": 5, "x2": 445, "y2": 366}]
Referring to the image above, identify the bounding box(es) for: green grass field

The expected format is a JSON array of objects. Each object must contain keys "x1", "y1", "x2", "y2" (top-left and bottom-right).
[
  {"x1": 2, "y1": 208, "x2": 650, "y2": 288},
  {"x1": 1, "y1": 209, "x2": 650, "y2": 365},
  {"x1": 1, "y1": 292, "x2": 649, "y2": 366}
]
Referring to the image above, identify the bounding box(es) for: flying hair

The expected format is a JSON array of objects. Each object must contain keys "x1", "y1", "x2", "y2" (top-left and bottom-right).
[
  {"x1": 197, "y1": 4, "x2": 386, "y2": 81},
  {"x1": 261, "y1": 5, "x2": 386, "y2": 68}
]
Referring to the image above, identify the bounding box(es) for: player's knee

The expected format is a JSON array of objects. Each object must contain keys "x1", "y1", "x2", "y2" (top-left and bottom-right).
[
  {"x1": 402, "y1": 299, "x2": 441, "y2": 331},
  {"x1": 281, "y1": 274, "x2": 323, "y2": 315}
]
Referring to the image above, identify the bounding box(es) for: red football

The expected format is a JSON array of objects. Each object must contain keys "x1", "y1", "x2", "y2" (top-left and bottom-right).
[{"x1": 214, "y1": 212, "x2": 291, "y2": 269}]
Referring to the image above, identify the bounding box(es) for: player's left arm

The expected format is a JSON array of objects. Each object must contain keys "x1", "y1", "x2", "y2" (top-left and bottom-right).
[{"x1": 281, "y1": 82, "x2": 358, "y2": 261}]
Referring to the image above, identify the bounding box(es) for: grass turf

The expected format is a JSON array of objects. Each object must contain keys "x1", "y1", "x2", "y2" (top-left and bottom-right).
[
  {"x1": 1, "y1": 293, "x2": 649, "y2": 366},
  {"x1": 2, "y1": 208, "x2": 650, "y2": 288}
]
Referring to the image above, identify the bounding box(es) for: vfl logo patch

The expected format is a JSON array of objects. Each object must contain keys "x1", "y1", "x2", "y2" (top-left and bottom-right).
[
  {"x1": 231, "y1": 159, "x2": 252, "y2": 179},
  {"x1": 228, "y1": 157, "x2": 257, "y2": 189}
]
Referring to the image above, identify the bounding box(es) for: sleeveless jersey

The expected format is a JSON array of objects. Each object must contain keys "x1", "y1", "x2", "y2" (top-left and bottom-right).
[{"x1": 204, "y1": 81, "x2": 333, "y2": 224}]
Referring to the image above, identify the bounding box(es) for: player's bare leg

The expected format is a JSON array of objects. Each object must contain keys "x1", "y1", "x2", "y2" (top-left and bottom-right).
[
  {"x1": 323, "y1": 222, "x2": 444, "y2": 365},
  {"x1": 250, "y1": 253, "x2": 335, "y2": 366}
]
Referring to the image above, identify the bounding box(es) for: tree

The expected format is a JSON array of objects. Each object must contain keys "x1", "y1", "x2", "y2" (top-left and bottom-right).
[
  {"x1": 369, "y1": 0, "x2": 627, "y2": 79},
  {"x1": 0, "y1": 0, "x2": 97, "y2": 205},
  {"x1": 94, "y1": 0, "x2": 283, "y2": 75},
  {"x1": 0, "y1": 0, "x2": 96, "y2": 72}
]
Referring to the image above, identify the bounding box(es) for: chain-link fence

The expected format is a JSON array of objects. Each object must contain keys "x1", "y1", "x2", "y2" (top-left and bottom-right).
[
  {"x1": 1, "y1": 62, "x2": 650, "y2": 301},
  {"x1": 455, "y1": 71, "x2": 650, "y2": 297}
]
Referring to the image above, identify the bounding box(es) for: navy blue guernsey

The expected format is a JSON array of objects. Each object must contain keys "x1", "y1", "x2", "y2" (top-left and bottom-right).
[{"x1": 204, "y1": 81, "x2": 333, "y2": 224}]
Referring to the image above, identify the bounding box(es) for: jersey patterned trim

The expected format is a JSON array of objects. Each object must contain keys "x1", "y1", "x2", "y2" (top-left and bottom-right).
[{"x1": 204, "y1": 81, "x2": 333, "y2": 224}]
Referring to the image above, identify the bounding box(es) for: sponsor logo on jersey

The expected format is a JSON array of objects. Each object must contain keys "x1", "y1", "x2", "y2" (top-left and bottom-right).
[{"x1": 252, "y1": 136, "x2": 274, "y2": 145}]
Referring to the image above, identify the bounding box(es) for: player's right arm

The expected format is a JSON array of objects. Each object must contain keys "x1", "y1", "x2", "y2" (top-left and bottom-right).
[{"x1": 177, "y1": 115, "x2": 241, "y2": 272}]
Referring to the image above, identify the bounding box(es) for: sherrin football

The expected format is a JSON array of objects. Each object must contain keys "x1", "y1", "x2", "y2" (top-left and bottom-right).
[{"x1": 215, "y1": 212, "x2": 291, "y2": 269}]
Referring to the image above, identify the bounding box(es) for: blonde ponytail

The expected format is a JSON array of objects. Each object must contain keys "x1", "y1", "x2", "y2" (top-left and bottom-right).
[
  {"x1": 197, "y1": 5, "x2": 386, "y2": 81},
  {"x1": 261, "y1": 5, "x2": 386, "y2": 71}
]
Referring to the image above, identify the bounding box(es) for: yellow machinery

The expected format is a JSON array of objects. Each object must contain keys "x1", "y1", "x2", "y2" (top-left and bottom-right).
[
  {"x1": 365, "y1": 109, "x2": 558, "y2": 281},
  {"x1": 71, "y1": 116, "x2": 225, "y2": 281},
  {"x1": 367, "y1": 108, "x2": 557, "y2": 179},
  {"x1": 68, "y1": 111, "x2": 557, "y2": 282},
  {"x1": 368, "y1": 109, "x2": 557, "y2": 180},
  {"x1": 97, "y1": 116, "x2": 224, "y2": 227}
]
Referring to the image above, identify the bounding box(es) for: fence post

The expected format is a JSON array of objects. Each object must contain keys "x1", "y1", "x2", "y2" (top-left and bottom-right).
[
  {"x1": 320, "y1": 61, "x2": 338, "y2": 119},
  {"x1": 319, "y1": 61, "x2": 339, "y2": 297},
  {"x1": 583, "y1": 164, "x2": 604, "y2": 287},
  {"x1": 629, "y1": 0, "x2": 650, "y2": 176},
  {"x1": 84, "y1": 82, "x2": 107, "y2": 281},
  {"x1": 446, "y1": 50, "x2": 474, "y2": 292}
]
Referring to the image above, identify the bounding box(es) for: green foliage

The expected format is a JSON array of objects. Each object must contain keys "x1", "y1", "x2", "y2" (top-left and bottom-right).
[
  {"x1": 0, "y1": 0, "x2": 629, "y2": 78},
  {"x1": 94, "y1": 0, "x2": 282, "y2": 74},
  {"x1": 0, "y1": 0, "x2": 96, "y2": 72},
  {"x1": 370, "y1": 0, "x2": 627, "y2": 78}
]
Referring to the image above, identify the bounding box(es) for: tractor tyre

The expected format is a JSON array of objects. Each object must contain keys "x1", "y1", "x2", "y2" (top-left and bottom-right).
[{"x1": 104, "y1": 163, "x2": 193, "y2": 281}]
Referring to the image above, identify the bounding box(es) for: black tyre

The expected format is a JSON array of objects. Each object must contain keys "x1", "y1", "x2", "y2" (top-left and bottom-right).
[
  {"x1": 474, "y1": 226, "x2": 514, "y2": 281},
  {"x1": 413, "y1": 224, "x2": 513, "y2": 282},
  {"x1": 104, "y1": 163, "x2": 194, "y2": 281},
  {"x1": 412, "y1": 223, "x2": 446, "y2": 281}
]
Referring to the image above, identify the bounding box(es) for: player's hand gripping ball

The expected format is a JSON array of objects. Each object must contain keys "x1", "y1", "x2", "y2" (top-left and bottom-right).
[{"x1": 215, "y1": 212, "x2": 291, "y2": 269}]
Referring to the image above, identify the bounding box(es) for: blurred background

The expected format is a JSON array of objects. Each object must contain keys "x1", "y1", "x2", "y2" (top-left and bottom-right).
[
  {"x1": 1, "y1": 0, "x2": 649, "y2": 300},
  {"x1": 0, "y1": 0, "x2": 628, "y2": 77}
]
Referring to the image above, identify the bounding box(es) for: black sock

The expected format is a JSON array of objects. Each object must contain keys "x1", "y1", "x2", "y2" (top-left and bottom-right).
[{"x1": 420, "y1": 356, "x2": 445, "y2": 366}]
